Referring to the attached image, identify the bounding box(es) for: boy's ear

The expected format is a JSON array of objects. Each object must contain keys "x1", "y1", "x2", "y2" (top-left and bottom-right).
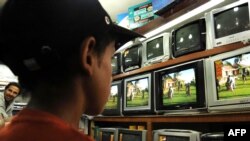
[{"x1": 80, "y1": 36, "x2": 97, "y2": 76}]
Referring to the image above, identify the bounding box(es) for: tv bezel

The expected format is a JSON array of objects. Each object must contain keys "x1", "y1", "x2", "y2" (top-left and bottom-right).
[
  {"x1": 123, "y1": 73, "x2": 154, "y2": 115},
  {"x1": 99, "y1": 128, "x2": 119, "y2": 141},
  {"x1": 142, "y1": 32, "x2": 170, "y2": 66},
  {"x1": 118, "y1": 129, "x2": 147, "y2": 141},
  {"x1": 112, "y1": 52, "x2": 122, "y2": 75},
  {"x1": 171, "y1": 18, "x2": 206, "y2": 58},
  {"x1": 154, "y1": 59, "x2": 207, "y2": 114},
  {"x1": 205, "y1": 46, "x2": 250, "y2": 112},
  {"x1": 102, "y1": 80, "x2": 123, "y2": 116},
  {"x1": 122, "y1": 42, "x2": 143, "y2": 72},
  {"x1": 153, "y1": 129, "x2": 201, "y2": 141},
  {"x1": 205, "y1": 0, "x2": 250, "y2": 48}
]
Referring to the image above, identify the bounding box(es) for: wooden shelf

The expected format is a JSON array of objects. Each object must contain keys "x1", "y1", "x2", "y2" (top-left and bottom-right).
[{"x1": 113, "y1": 42, "x2": 249, "y2": 80}]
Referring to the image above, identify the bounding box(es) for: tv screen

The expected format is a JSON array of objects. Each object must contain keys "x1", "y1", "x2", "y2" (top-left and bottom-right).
[
  {"x1": 154, "y1": 0, "x2": 182, "y2": 16},
  {"x1": 123, "y1": 73, "x2": 154, "y2": 115},
  {"x1": 122, "y1": 43, "x2": 142, "y2": 72},
  {"x1": 102, "y1": 80, "x2": 122, "y2": 116},
  {"x1": 99, "y1": 128, "x2": 119, "y2": 141},
  {"x1": 153, "y1": 129, "x2": 201, "y2": 141},
  {"x1": 119, "y1": 129, "x2": 147, "y2": 141},
  {"x1": 154, "y1": 59, "x2": 206, "y2": 114},
  {"x1": 172, "y1": 19, "x2": 206, "y2": 58},
  {"x1": 112, "y1": 53, "x2": 122, "y2": 75},
  {"x1": 143, "y1": 32, "x2": 170, "y2": 66},
  {"x1": 205, "y1": 46, "x2": 250, "y2": 111},
  {"x1": 205, "y1": 0, "x2": 250, "y2": 48},
  {"x1": 214, "y1": 3, "x2": 249, "y2": 39}
]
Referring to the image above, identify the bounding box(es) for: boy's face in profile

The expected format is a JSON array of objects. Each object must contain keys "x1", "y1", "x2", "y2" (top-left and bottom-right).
[{"x1": 84, "y1": 41, "x2": 116, "y2": 115}]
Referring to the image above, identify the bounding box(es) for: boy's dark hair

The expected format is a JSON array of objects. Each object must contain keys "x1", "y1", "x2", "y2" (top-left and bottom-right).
[{"x1": 5, "y1": 82, "x2": 22, "y2": 95}]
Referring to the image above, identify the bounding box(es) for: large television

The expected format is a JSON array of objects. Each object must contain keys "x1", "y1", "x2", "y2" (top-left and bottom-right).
[
  {"x1": 205, "y1": 46, "x2": 250, "y2": 112},
  {"x1": 112, "y1": 52, "x2": 122, "y2": 75},
  {"x1": 171, "y1": 18, "x2": 206, "y2": 58},
  {"x1": 123, "y1": 73, "x2": 154, "y2": 115},
  {"x1": 102, "y1": 80, "x2": 123, "y2": 116},
  {"x1": 99, "y1": 128, "x2": 119, "y2": 141},
  {"x1": 122, "y1": 42, "x2": 143, "y2": 72},
  {"x1": 118, "y1": 129, "x2": 147, "y2": 141},
  {"x1": 142, "y1": 32, "x2": 170, "y2": 67},
  {"x1": 205, "y1": 0, "x2": 250, "y2": 48},
  {"x1": 153, "y1": 129, "x2": 201, "y2": 141},
  {"x1": 154, "y1": 59, "x2": 207, "y2": 114},
  {"x1": 154, "y1": 0, "x2": 182, "y2": 16}
]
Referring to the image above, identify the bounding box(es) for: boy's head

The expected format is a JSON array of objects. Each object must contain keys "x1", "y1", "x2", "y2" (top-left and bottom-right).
[
  {"x1": 0, "y1": 0, "x2": 143, "y2": 115},
  {"x1": 0, "y1": 0, "x2": 142, "y2": 88}
]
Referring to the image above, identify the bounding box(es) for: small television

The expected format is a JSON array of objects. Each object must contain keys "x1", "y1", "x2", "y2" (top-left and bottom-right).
[
  {"x1": 112, "y1": 52, "x2": 122, "y2": 75},
  {"x1": 118, "y1": 129, "x2": 147, "y2": 141},
  {"x1": 154, "y1": 59, "x2": 207, "y2": 114},
  {"x1": 201, "y1": 132, "x2": 224, "y2": 141},
  {"x1": 153, "y1": 129, "x2": 201, "y2": 141},
  {"x1": 171, "y1": 18, "x2": 206, "y2": 58},
  {"x1": 205, "y1": 46, "x2": 250, "y2": 112},
  {"x1": 123, "y1": 73, "x2": 154, "y2": 115},
  {"x1": 122, "y1": 42, "x2": 142, "y2": 72},
  {"x1": 142, "y1": 32, "x2": 170, "y2": 67},
  {"x1": 99, "y1": 128, "x2": 119, "y2": 141},
  {"x1": 102, "y1": 80, "x2": 123, "y2": 116},
  {"x1": 205, "y1": 0, "x2": 250, "y2": 48}
]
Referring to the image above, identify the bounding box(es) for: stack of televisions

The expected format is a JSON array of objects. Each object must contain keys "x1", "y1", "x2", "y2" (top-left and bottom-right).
[
  {"x1": 97, "y1": 1, "x2": 250, "y2": 141},
  {"x1": 94, "y1": 127, "x2": 224, "y2": 141},
  {"x1": 104, "y1": 0, "x2": 250, "y2": 116},
  {"x1": 95, "y1": 0, "x2": 250, "y2": 141}
]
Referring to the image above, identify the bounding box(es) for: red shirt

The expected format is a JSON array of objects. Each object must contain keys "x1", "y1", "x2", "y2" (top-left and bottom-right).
[{"x1": 0, "y1": 108, "x2": 94, "y2": 141}]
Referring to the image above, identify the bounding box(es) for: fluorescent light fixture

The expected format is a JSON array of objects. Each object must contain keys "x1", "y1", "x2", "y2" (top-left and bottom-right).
[{"x1": 117, "y1": 0, "x2": 225, "y2": 52}]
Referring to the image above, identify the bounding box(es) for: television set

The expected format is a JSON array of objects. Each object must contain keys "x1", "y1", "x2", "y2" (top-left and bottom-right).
[
  {"x1": 102, "y1": 80, "x2": 123, "y2": 116},
  {"x1": 205, "y1": 0, "x2": 250, "y2": 48},
  {"x1": 201, "y1": 132, "x2": 224, "y2": 141},
  {"x1": 153, "y1": 129, "x2": 201, "y2": 141},
  {"x1": 123, "y1": 73, "x2": 154, "y2": 115},
  {"x1": 99, "y1": 128, "x2": 119, "y2": 141},
  {"x1": 171, "y1": 18, "x2": 206, "y2": 58},
  {"x1": 122, "y1": 42, "x2": 143, "y2": 72},
  {"x1": 154, "y1": 59, "x2": 207, "y2": 114},
  {"x1": 118, "y1": 129, "x2": 147, "y2": 141},
  {"x1": 142, "y1": 32, "x2": 170, "y2": 67},
  {"x1": 205, "y1": 46, "x2": 250, "y2": 112},
  {"x1": 112, "y1": 52, "x2": 122, "y2": 75}
]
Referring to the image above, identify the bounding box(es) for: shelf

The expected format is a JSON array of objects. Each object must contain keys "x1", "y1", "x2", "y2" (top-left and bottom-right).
[
  {"x1": 113, "y1": 42, "x2": 249, "y2": 80},
  {"x1": 93, "y1": 112, "x2": 250, "y2": 123}
]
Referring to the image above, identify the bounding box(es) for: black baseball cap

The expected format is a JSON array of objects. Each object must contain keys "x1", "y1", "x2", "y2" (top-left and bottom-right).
[{"x1": 0, "y1": 0, "x2": 144, "y2": 75}]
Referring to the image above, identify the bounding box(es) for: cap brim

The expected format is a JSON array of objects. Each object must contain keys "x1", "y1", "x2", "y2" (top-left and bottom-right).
[{"x1": 110, "y1": 24, "x2": 145, "y2": 49}]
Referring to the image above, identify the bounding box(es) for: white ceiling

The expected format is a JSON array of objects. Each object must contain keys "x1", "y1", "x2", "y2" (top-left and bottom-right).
[{"x1": 99, "y1": 0, "x2": 148, "y2": 21}]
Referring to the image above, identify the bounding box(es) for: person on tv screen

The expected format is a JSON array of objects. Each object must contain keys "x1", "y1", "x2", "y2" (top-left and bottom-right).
[
  {"x1": 0, "y1": 0, "x2": 142, "y2": 140},
  {"x1": 0, "y1": 82, "x2": 22, "y2": 127}
]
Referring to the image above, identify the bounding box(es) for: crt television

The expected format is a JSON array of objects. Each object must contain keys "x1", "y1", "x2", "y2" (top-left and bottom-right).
[
  {"x1": 123, "y1": 73, "x2": 154, "y2": 115},
  {"x1": 154, "y1": 59, "x2": 207, "y2": 114},
  {"x1": 205, "y1": 0, "x2": 250, "y2": 48},
  {"x1": 153, "y1": 129, "x2": 201, "y2": 141},
  {"x1": 142, "y1": 32, "x2": 170, "y2": 67},
  {"x1": 118, "y1": 129, "x2": 147, "y2": 141},
  {"x1": 205, "y1": 46, "x2": 250, "y2": 112},
  {"x1": 102, "y1": 80, "x2": 123, "y2": 116},
  {"x1": 112, "y1": 52, "x2": 122, "y2": 75},
  {"x1": 171, "y1": 18, "x2": 206, "y2": 58},
  {"x1": 99, "y1": 128, "x2": 119, "y2": 141},
  {"x1": 122, "y1": 42, "x2": 143, "y2": 72}
]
